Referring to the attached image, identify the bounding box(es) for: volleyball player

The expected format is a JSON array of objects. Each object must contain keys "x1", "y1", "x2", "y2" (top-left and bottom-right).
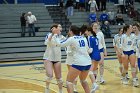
[
  {"x1": 85, "y1": 26, "x2": 100, "y2": 92},
  {"x1": 113, "y1": 28, "x2": 124, "y2": 78},
  {"x1": 120, "y1": 25, "x2": 139, "y2": 87},
  {"x1": 54, "y1": 25, "x2": 92, "y2": 93},
  {"x1": 92, "y1": 22, "x2": 107, "y2": 84},
  {"x1": 65, "y1": 32, "x2": 78, "y2": 93},
  {"x1": 43, "y1": 24, "x2": 65, "y2": 93},
  {"x1": 137, "y1": 39, "x2": 140, "y2": 72},
  {"x1": 132, "y1": 23, "x2": 140, "y2": 80}
]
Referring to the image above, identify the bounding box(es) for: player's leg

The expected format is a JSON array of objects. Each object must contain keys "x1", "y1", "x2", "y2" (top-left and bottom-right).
[{"x1": 53, "y1": 62, "x2": 63, "y2": 93}]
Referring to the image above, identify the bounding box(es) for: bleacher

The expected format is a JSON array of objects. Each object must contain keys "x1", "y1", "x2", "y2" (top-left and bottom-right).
[{"x1": 0, "y1": 4, "x2": 54, "y2": 62}]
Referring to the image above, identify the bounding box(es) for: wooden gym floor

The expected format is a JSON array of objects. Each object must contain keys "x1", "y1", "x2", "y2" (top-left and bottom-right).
[{"x1": 0, "y1": 57, "x2": 140, "y2": 93}]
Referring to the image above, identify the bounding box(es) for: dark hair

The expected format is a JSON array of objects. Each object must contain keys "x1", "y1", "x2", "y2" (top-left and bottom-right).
[
  {"x1": 118, "y1": 28, "x2": 123, "y2": 33},
  {"x1": 70, "y1": 25, "x2": 80, "y2": 35},
  {"x1": 133, "y1": 23, "x2": 140, "y2": 28},
  {"x1": 87, "y1": 26, "x2": 97, "y2": 37},
  {"x1": 80, "y1": 25, "x2": 88, "y2": 35},
  {"x1": 123, "y1": 25, "x2": 130, "y2": 33},
  {"x1": 50, "y1": 24, "x2": 58, "y2": 30},
  {"x1": 22, "y1": 13, "x2": 26, "y2": 17}
]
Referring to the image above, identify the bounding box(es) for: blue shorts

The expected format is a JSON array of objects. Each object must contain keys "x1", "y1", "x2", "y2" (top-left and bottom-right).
[
  {"x1": 72, "y1": 65, "x2": 91, "y2": 71},
  {"x1": 99, "y1": 48, "x2": 104, "y2": 53},
  {"x1": 134, "y1": 51, "x2": 136, "y2": 54},
  {"x1": 90, "y1": 52, "x2": 101, "y2": 61},
  {"x1": 123, "y1": 50, "x2": 134, "y2": 56},
  {"x1": 138, "y1": 58, "x2": 140, "y2": 70}
]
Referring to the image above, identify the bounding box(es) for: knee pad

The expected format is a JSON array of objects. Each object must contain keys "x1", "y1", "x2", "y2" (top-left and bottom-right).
[
  {"x1": 46, "y1": 76, "x2": 52, "y2": 82},
  {"x1": 131, "y1": 67, "x2": 136, "y2": 72},
  {"x1": 66, "y1": 81, "x2": 73, "y2": 86},
  {"x1": 57, "y1": 78, "x2": 63, "y2": 85},
  {"x1": 89, "y1": 71, "x2": 93, "y2": 75},
  {"x1": 93, "y1": 70, "x2": 98, "y2": 75},
  {"x1": 80, "y1": 80, "x2": 87, "y2": 84}
]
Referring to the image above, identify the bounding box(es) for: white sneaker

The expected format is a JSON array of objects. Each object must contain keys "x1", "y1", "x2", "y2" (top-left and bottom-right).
[
  {"x1": 90, "y1": 83, "x2": 99, "y2": 93},
  {"x1": 45, "y1": 88, "x2": 50, "y2": 93},
  {"x1": 133, "y1": 78, "x2": 139, "y2": 87},
  {"x1": 120, "y1": 76, "x2": 123, "y2": 80},
  {"x1": 122, "y1": 77, "x2": 128, "y2": 85},
  {"x1": 100, "y1": 77, "x2": 105, "y2": 84}
]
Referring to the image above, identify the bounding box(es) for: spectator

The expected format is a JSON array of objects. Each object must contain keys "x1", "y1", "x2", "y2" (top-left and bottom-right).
[
  {"x1": 95, "y1": 0, "x2": 101, "y2": 11},
  {"x1": 128, "y1": 6, "x2": 137, "y2": 18},
  {"x1": 99, "y1": 11, "x2": 109, "y2": 23},
  {"x1": 60, "y1": 0, "x2": 64, "y2": 8},
  {"x1": 85, "y1": 0, "x2": 90, "y2": 11},
  {"x1": 118, "y1": 0, "x2": 126, "y2": 14},
  {"x1": 101, "y1": 21, "x2": 111, "y2": 38},
  {"x1": 116, "y1": 10, "x2": 125, "y2": 25},
  {"x1": 79, "y1": 0, "x2": 85, "y2": 11},
  {"x1": 88, "y1": 12, "x2": 97, "y2": 25},
  {"x1": 27, "y1": 11, "x2": 37, "y2": 37},
  {"x1": 101, "y1": 0, "x2": 107, "y2": 11},
  {"x1": 66, "y1": 0, "x2": 74, "y2": 16},
  {"x1": 75, "y1": 0, "x2": 80, "y2": 9},
  {"x1": 88, "y1": 0, "x2": 98, "y2": 13},
  {"x1": 108, "y1": 11, "x2": 116, "y2": 25},
  {"x1": 20, "y1": 13, "x2": 26, "y2": 37}
]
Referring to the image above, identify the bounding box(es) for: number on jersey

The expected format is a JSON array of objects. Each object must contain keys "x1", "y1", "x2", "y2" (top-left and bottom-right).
[{"x1": 79, "y1": 40, "x2": 85, "y2": 47}]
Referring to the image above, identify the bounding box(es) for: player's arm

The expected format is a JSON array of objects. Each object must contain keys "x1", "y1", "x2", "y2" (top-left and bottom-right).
[
  {"x1": 101, "y1": 33, "x2": 107, "y2": 56},
  {"x1": 54, "y1": 36, "x2": 72, "y2": 47}
]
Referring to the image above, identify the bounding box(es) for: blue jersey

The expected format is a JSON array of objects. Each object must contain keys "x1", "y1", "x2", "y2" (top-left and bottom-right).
[{"x1": 88, "y1": 36, "x2": 101, "y2": 61}]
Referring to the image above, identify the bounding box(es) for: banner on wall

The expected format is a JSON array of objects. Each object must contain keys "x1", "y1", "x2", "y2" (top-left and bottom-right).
[{"x1": 0, "y1": 0, "x2": 59, "y2": 5}]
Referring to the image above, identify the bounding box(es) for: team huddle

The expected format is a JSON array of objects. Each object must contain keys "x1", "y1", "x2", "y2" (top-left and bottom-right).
[{"x1": 43, "y1": 22, "x2": 140, "y2": 93}]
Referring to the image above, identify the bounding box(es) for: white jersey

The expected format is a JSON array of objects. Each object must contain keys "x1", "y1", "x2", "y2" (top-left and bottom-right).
[
  {"x1": 120, "y1": 33, "x2": 135, "y2": 51},
  {"x1": 43, "y1": 33, "x2": 65, "y2": 61},
  {"x1": 65, "y1": 46, "x2": 74, "y2": 65},
  {"x1": 133, "y1": 32, "x2": 140, "y2": 52},
  {"x1": 113, "y1": 34, "x2": 121, "y2": 48},
  {"x1": 96, "y1": 31, "x2": 106, "y2": 50},
  {"x1": 55, "y1": 35, "x2": 91, "y2": 66}
]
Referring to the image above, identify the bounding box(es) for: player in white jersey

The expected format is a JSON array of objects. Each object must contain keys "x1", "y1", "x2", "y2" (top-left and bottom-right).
[
  {"x1": 65, "y1": 33, "x2": 78, "y2": 93},
  {"x1": 120, "y1": 25, "x2": 139, "y2": 87},
  {"x1": 85, "y1": 26, "x2": 100, "y2": 93},
  {"x1": 113, "y1": 28, "x2": 124, "y2": 77},
  {"x1": 132, "y1": 24, "x2": 140, "y2": 84},
  {"x1": 92, "y1": 22, "x2": 107, "y2": 84},
  {"x1": 43, "y1": 24, "x2": 65, "y2": 93},
  {"x1": 54, "y1": 25, "x2": 92, "y2": 93},
  {"x1": 137, "y1": 40, "x2": 140, "y2": 72}
]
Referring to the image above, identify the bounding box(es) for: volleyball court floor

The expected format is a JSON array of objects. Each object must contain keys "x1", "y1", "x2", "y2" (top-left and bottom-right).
[{"x1": 0, "y1": 57, "x2": 140, "y2": 93}]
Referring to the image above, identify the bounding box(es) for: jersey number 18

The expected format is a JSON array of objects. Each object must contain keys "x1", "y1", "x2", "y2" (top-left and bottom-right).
[{"x1": 79, "y1": 40, "x2": 85, "y2": 47}]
